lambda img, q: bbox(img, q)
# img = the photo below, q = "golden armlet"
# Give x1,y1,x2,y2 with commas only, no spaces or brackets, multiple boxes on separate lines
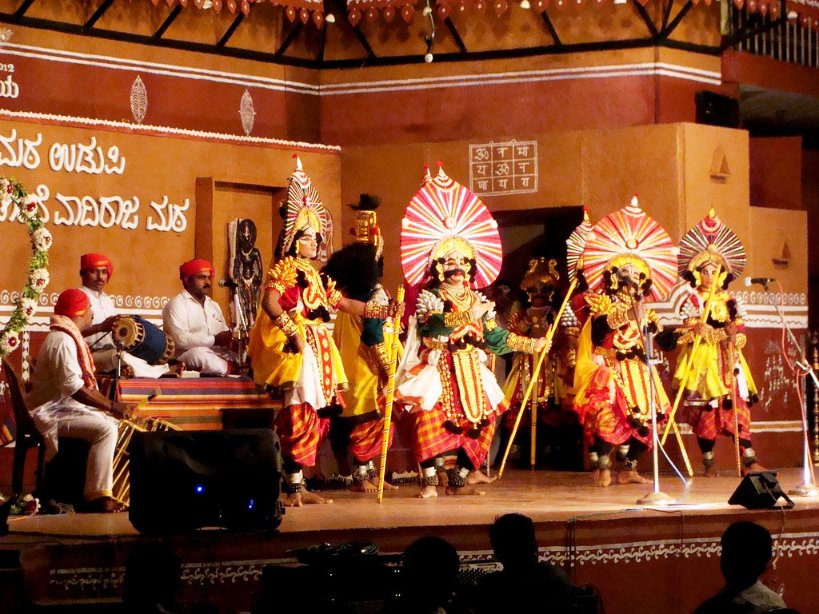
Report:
444,310,474,328
363,301,390,320
606,305,630,330
506,333,536,354
370,342,391,373
735,333,747,350
676,330,695,345
707,328,728,344
274,312,299,338
484,317,498,331
326,288,342,309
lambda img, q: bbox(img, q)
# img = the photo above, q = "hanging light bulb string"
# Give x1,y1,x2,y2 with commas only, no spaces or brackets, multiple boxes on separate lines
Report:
423,0,435,62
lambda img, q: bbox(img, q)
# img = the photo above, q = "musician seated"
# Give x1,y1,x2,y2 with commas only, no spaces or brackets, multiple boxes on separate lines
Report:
78,252,171,378
26,289,135,513
163,258,238,376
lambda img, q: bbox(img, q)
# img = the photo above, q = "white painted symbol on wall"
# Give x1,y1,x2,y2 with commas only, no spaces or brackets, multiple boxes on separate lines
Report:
469,139,538,197
240,89,256,136
130,75,148,125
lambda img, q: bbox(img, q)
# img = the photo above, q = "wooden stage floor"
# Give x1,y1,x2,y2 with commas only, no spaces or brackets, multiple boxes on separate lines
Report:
4,467,819,613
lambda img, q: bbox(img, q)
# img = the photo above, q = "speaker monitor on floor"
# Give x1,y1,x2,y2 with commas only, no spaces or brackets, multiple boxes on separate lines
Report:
728,471,795,510
128,428,284,534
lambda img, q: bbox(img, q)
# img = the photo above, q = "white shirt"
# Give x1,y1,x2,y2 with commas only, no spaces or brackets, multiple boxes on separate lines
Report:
26,331,97,458
79,285,117,350
162,290,229,355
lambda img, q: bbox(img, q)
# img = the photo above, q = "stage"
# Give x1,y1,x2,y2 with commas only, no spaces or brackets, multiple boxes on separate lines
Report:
2,467,819,613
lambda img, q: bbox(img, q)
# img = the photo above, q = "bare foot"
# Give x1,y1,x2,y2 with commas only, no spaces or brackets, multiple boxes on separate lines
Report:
703,465,719,477
617,470,651,485
467,470,497,485
350,480,377,493
445,485,486,496
418,485,438,498
743,462,767,475
592,468,601,485
378,479,399,490
283,490,333,507
595,468,612,487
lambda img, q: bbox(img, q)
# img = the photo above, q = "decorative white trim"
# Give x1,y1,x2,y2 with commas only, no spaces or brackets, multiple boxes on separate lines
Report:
0,109,341,152
0,43,320,96
320,62,722,96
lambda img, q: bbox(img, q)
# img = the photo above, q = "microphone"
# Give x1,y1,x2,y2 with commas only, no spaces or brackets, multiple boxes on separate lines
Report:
744,277,775,287
218,279,238,288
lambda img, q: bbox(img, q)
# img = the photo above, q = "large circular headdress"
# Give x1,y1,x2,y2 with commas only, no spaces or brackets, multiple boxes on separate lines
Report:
400,164,502,288
278,155,334,262
565,208,593,282
582,196,678,301
678,208,746,278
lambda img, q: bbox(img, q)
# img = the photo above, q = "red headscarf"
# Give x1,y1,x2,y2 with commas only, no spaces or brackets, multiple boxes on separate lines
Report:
54,288,91,317
80,253,114,277
179,258,215,280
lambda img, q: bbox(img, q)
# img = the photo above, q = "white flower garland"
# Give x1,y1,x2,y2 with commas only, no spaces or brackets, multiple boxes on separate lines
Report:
0,178,50,359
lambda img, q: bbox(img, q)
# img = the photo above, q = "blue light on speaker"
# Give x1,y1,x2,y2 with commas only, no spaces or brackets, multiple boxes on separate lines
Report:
248,498,255,510
195,484,205,494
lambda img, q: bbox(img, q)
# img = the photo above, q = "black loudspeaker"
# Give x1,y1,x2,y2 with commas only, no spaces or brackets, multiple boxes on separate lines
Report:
695,91,740,128
129,428,283,534
728,471,795,510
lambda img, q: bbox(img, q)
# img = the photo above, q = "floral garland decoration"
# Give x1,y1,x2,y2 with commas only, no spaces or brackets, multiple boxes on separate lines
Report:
0,177,51,358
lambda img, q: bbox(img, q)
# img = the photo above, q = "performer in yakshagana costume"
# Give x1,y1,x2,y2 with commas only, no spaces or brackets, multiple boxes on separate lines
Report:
572,197,678,487
248,158,398,506
673,209,763,476
396,165,548,498
323,195,400,492
500,258,563,466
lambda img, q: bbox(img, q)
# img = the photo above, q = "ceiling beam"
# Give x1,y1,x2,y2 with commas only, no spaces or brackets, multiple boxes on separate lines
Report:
85,0,115,30
444,17,467,54
540,10,562,47
13,0,35,21
217,13,245,47
153,5,182,39
660,0,692,38
352,24,376,59
631,0,659,39
275,22,302,57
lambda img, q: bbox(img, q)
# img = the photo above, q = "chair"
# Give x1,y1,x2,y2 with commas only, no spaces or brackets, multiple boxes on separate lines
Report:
2,359,45,496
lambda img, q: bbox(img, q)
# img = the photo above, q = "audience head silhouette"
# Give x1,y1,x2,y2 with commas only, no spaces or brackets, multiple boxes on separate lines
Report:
402,536,460,610
489,512,539,571
720,520,773,589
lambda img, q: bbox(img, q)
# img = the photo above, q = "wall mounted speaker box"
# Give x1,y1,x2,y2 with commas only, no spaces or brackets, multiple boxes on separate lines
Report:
728,471,794,510
129,428,283,534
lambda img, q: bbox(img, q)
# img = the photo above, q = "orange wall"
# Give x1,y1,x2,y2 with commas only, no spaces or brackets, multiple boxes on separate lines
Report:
749,137,803,210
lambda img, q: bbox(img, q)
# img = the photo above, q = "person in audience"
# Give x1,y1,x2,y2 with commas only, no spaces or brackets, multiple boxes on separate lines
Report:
386,536,465,614
27,288,135,513
470,513,575,613
122,542,182,614
78,252,170,378
694,521,789,614
163,258,237,376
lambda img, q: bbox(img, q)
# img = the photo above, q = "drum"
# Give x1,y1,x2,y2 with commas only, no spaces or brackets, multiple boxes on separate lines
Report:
112,315,175,365
113,417,181,506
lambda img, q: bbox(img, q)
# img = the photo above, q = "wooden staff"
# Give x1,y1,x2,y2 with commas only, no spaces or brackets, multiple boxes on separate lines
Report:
660,273,723,446
499,277,577,478
377,286,405,503
727,341,743,477
530,355,538,469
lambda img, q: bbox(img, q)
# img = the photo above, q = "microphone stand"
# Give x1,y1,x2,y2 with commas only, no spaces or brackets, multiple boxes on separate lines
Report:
628,287,675,506
756,281,818,496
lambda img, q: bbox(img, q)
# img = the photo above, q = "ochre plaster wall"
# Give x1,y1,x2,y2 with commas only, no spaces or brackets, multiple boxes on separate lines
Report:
749,137,803,210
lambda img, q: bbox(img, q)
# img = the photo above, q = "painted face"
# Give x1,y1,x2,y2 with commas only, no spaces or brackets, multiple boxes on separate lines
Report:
442,250,470,283
527,285,552,307
80,266,109,293
699,262,720,290
296,227,318,259
617,263,642,288
183,272,213,301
